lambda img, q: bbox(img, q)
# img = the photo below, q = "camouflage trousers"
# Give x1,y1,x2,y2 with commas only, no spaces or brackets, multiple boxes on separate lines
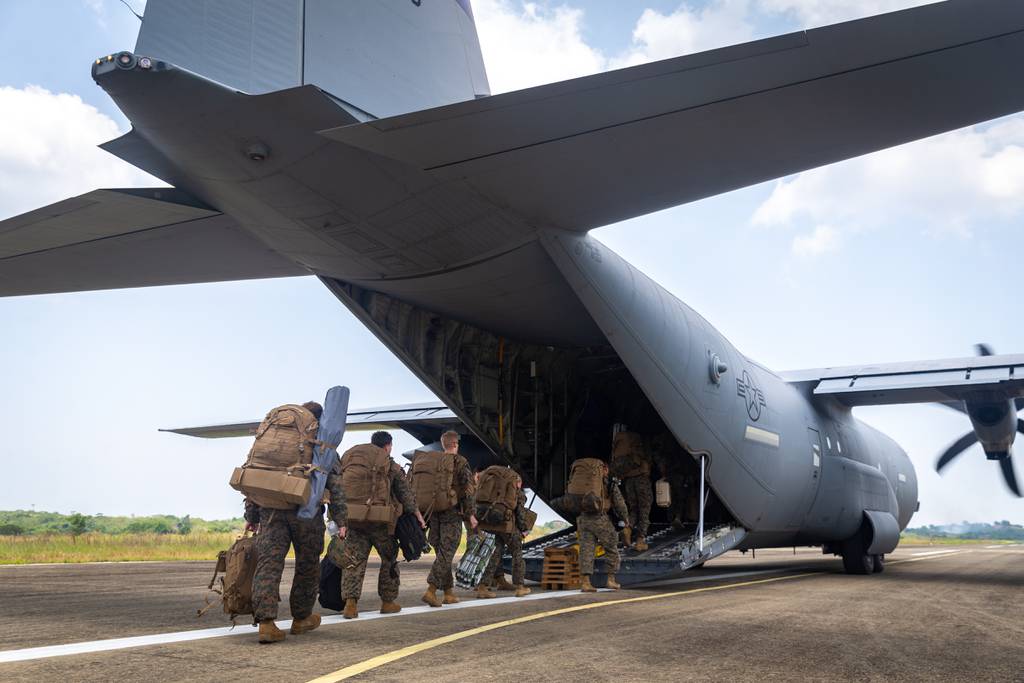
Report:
340,523,400,602
623,475,653,538
427,509,464,589
482,530,524,586
252,508,325,622
577,513,620,576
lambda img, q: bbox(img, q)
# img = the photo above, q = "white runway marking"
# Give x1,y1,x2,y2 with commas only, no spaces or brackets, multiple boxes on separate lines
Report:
911,549,963,557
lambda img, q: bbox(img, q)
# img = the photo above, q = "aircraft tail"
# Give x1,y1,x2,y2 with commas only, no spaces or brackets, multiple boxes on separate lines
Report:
134,0,489,118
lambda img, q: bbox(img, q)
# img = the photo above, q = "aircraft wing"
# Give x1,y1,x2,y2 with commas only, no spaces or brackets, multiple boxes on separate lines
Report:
322,0,1024,232
0,187,305,296
780,353,1024,407
161,402,458,441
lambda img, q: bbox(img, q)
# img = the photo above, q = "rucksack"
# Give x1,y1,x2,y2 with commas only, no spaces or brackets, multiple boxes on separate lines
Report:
198,533,257,623
394,511,428,562
229,404,320,509
475,466,520,533
409,450,459,515
610,431,650,479
566,458,609,514
340,444,399,532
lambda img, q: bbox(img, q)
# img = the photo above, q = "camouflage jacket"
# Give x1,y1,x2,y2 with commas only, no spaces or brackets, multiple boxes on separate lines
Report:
389,460,417,515
514,488,529,533
454,453,477,518
607,477,629,523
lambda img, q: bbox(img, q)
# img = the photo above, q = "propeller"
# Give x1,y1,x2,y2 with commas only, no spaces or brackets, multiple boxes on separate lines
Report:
934,344,1023,497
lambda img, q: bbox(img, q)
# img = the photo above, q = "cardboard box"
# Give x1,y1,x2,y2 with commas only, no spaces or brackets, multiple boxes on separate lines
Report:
230,467,311,507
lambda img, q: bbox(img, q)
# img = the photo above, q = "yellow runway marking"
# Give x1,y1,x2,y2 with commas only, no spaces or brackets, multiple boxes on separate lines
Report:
306,572,818,682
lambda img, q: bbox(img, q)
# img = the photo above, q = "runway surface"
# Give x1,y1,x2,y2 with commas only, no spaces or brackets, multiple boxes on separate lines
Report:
1,544,1021,681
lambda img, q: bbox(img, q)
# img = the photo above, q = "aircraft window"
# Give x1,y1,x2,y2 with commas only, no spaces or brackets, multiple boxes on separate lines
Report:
826,436,832,450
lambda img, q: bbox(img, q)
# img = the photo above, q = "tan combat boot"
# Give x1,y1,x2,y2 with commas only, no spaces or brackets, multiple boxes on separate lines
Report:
342,598,359,619
290,613,321,635
475,583,497,599
605,574,621,590
422,584,443,608
379,601,401,614
258,619,286,644
494,575,515,591
514,585,531,598
580,575,597,593
634,539,649,552
443,588,461,604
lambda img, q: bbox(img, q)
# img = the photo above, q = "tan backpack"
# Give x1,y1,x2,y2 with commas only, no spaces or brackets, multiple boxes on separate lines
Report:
610,431,650,479
410,450,459,515
229,405,320,509
475,466,520,533
340,444,398,531
199,532,257,624
567,458,609,514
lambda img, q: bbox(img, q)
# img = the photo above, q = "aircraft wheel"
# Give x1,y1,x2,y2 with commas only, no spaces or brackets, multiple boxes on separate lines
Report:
841,533,872,575
872,554,885,573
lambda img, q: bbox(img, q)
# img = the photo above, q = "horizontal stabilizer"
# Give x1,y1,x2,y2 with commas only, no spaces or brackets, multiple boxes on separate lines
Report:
0,188,305,297
323,0,1024,232
782,353,1024,406
161,402,457,439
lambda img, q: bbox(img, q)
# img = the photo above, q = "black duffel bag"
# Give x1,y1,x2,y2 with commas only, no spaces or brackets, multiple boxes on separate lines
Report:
318,555,343,612
394,512,428,562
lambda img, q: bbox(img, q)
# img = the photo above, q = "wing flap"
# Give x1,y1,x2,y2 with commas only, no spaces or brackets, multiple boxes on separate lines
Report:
323,0,1024,231
0,188,305,296
783,353,1024,406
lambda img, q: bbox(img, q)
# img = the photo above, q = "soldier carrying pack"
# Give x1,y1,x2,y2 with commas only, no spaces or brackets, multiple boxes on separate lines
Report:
610,431,650,479
475,466,521,533
566,458,610,514
229,404,321,509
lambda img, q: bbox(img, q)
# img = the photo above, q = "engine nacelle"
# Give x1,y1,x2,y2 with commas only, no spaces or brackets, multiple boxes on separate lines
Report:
966,398,1018,458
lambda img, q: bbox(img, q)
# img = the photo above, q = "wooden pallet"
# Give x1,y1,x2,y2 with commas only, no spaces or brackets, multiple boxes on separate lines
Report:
540,546,581,590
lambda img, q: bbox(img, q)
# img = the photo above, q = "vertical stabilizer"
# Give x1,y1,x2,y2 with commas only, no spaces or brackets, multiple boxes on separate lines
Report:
135,0,489,118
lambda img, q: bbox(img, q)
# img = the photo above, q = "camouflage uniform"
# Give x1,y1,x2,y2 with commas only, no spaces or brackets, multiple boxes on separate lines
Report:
622,474,653,539
245,456,347,622
577,479,629,576
483,488,528,585
426,454,476,590
340,461,416,602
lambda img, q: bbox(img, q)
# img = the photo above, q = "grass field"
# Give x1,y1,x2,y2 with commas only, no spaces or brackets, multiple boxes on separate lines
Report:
0,526,563,565
0,532,241,564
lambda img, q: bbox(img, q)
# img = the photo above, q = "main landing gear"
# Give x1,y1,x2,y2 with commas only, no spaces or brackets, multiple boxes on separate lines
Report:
840,526,885,575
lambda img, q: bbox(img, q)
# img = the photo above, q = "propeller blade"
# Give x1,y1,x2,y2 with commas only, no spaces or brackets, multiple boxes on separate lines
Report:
975,343,995,357
936,431,979,473
998,456,1021,497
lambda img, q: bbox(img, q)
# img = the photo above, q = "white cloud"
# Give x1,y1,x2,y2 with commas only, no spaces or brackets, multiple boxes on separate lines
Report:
612,0,758,69
472,0,606,93
792,224,841,257
756,0,942,26
0,86,160,221
752,115,1024,245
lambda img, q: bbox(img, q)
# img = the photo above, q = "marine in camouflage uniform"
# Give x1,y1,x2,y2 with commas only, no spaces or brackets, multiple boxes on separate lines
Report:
577,472,629,590
622,470,653,543
245,455,347,624
481,488,529,594
423,433,476,605
340,460,416,605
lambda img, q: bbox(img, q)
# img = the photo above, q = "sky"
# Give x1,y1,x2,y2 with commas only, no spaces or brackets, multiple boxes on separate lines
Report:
1,0,1022,527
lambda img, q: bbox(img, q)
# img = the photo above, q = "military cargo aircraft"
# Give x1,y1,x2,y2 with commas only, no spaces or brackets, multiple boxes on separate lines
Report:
3,0,1024,583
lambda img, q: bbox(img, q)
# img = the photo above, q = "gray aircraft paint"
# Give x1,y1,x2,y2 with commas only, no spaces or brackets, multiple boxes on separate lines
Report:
4,0,1024,574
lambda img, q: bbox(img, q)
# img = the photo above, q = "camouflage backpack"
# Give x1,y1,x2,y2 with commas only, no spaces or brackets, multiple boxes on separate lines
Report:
475,466,520,533
409,450,459,515
229,405,320,509
340,444,399,532
199,532,258,624
567,458,609,514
